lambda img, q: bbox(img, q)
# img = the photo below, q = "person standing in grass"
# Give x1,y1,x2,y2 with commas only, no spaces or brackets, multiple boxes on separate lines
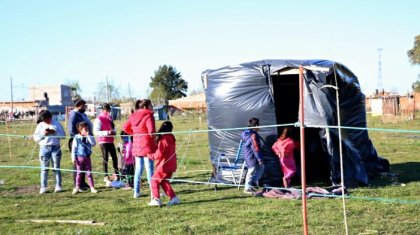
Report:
93,103,120,184
119,130,134,189
148,121,180,207
71,121,98,194
122,99,157,199
241,117,265,194
272,127,297,188
33,110,66,194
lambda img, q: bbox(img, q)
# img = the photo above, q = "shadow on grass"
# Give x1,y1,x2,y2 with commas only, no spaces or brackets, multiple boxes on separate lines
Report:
369,162,420,186
181,194,250,205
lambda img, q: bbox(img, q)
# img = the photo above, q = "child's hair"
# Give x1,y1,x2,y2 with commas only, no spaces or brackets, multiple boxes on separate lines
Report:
280,127,293,140
37,109,52,124
102,103,111,111
138,99,152,109
134,99,143,110
157,121,173,141
248,117,259,127
76,121,89,133
120,130,133,142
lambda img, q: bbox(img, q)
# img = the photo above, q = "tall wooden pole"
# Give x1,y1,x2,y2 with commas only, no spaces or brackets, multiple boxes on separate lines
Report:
299,66,308,235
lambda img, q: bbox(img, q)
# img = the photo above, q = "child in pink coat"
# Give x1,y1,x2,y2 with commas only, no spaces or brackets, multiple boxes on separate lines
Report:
272,127,297,188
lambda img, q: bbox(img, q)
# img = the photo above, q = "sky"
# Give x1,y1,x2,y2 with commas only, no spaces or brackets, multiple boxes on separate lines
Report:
1,0,419,102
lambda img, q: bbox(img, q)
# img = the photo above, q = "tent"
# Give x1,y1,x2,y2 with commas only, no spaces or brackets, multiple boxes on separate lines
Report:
202,59,389,187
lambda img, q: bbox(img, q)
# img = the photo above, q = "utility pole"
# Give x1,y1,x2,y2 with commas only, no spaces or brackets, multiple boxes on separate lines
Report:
377,48,383,92
106,76,109,103
10,77,14,113
128,82,132,99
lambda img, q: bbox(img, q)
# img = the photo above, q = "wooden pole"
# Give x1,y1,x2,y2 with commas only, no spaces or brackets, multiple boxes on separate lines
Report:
299,66,309,235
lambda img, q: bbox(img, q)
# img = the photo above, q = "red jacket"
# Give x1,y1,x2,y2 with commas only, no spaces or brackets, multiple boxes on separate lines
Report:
150,134,177,173
122,109,157,157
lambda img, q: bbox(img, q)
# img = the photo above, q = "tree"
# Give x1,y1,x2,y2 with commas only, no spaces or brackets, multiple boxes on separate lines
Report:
95,79,120,103
407,35,420,65
149,65,188,104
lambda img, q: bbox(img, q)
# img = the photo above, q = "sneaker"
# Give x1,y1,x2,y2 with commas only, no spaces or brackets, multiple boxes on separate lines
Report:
39,187,47,194
123,185,132,190
243,188,255,195
72,188,80,195
167,196,180,206
148,198,162,206
133,192,140,198
90,188,98,193
54,186,62,193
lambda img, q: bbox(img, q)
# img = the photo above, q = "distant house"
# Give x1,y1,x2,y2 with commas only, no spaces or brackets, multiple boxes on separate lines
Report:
168,93,206,112
29,84,73,107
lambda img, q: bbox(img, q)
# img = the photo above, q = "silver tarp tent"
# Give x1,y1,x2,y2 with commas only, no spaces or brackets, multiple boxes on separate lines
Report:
202,59,389,187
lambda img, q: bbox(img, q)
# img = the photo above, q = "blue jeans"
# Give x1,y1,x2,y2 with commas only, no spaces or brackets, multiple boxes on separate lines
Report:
244,163,265,190
134,157,154,196
39,145,62,188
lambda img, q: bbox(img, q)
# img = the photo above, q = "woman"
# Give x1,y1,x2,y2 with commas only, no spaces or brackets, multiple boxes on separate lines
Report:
122,99,157,200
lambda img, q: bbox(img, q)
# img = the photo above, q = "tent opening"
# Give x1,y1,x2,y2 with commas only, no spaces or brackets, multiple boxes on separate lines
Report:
271,72,331,184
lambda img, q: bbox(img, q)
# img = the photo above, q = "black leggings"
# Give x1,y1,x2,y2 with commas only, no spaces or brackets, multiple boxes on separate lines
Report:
100,143,120,178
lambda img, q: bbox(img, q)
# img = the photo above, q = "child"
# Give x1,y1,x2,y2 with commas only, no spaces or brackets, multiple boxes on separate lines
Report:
272,127,297,188
241,117,265,194
148,121,179,206
71,121,98,194
33,110,66,194
119,130,134,189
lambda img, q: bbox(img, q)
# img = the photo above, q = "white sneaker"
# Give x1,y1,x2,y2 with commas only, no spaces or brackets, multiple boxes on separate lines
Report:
148,198,162,206
54,186,62,193
167,196,180,206
133,192,140,198
90,187,98,193
72,188,80,195
39,187,47,194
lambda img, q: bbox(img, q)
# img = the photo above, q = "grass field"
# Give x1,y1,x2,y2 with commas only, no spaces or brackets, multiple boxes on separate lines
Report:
0,114,419,234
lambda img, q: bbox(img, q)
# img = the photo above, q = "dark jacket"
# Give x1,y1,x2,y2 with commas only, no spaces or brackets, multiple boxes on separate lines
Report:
241,129,263,167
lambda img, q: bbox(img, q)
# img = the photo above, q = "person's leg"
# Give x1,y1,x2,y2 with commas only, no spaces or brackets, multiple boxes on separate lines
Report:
75,157,82,189
84,157,94,188
133,157,144,197
127,164,134,187
39,146,51,191
51,145,62,189
108,143,120,179
244,166,256,190
160,173,176,199
151,172,161,199
253,164,265,187
144,157,154,197
100,144,109,178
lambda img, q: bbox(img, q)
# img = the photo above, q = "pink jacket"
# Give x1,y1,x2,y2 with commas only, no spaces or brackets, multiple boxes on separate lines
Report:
272,137,295,159
150,134,177,173
94,113,115,143
122,109,157,157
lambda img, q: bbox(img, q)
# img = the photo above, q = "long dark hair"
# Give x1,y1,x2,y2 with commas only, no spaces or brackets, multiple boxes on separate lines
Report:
156,121,173,141
37,110,52,124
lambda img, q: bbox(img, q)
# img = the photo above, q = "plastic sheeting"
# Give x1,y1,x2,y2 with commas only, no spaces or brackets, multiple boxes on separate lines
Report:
202,59,389,187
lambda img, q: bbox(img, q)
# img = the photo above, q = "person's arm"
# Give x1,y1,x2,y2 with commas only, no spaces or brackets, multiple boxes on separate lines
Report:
122,119,133,135
71,136,78,162
272,141,280,157
68,112,78,136
145,115,157,142
86,135,96,147
251,133,264,163
33,123,45,142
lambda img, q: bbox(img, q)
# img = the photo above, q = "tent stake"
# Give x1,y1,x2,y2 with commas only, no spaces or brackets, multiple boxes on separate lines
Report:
299,66,309,235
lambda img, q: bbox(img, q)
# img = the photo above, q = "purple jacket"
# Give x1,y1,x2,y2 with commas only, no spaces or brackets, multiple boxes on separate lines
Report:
241,129,263,167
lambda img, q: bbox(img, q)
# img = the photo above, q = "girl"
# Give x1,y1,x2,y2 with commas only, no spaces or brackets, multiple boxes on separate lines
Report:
33,110,66,194
71,121,98,194
120,130,134,189
272,127,297,188
148,121,179,206
122,99,157,199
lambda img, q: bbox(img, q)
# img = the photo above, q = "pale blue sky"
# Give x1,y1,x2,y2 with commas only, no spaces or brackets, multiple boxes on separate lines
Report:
1,0,419,101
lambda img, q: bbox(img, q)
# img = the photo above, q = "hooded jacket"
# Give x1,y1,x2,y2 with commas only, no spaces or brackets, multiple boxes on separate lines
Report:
122,109,157,157
150,134,177,173
241,129,263,167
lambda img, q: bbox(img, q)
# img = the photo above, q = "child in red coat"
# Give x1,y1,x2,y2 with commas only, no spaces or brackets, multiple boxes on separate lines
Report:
148,121,179,206
272,127,297,188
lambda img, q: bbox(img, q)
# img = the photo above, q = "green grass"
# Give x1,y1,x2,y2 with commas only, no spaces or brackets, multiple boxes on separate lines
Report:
0,114,419,234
